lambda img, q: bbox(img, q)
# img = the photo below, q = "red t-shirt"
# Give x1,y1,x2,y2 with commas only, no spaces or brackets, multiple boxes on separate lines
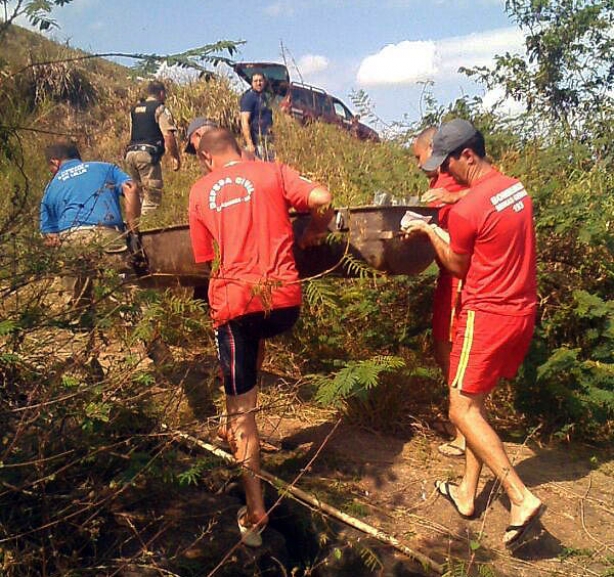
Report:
448,169,537,316
427,172,468,340
188,160,317,326
428,171,467,228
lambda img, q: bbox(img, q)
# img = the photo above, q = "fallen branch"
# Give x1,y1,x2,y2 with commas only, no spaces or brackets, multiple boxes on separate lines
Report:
580,477,614,555
167,427,444,576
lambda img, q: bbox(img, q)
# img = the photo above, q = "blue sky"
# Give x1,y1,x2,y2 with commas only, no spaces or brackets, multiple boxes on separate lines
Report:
26,0,526,129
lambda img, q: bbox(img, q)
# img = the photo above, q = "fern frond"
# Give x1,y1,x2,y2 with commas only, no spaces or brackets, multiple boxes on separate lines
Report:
340,253,382,279
478,564,497,577
312,355,405,407
303,279,341,316
357,543,383,571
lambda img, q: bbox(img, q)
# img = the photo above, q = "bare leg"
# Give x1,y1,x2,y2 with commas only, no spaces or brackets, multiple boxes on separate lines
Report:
226,386,268,528
448,387,542,538
434,339,466,452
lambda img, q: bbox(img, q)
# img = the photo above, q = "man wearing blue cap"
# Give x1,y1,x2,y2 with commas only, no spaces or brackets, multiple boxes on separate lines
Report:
402,119,545,549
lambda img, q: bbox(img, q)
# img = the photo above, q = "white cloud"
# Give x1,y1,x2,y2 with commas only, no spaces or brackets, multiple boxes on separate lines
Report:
296,54,330,76
438,27,524,73
356,26,524,86
481,86,526,116
357,40,438,85
265,1,295,16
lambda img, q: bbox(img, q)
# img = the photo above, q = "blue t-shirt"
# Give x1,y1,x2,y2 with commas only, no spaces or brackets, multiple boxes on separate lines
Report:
240,88,273,143
40,159,132,234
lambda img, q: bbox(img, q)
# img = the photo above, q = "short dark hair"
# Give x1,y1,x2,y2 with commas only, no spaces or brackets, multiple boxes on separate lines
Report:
198,128,241,156
147,80,166,96
414,126,437,147
45,141,81,163
449,130,486,160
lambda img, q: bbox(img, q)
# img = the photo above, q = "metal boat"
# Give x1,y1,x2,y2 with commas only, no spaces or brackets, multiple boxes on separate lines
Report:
135,205,439,288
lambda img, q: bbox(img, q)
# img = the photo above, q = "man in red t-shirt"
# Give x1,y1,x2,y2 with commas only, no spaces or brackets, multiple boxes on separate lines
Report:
403,119,545,549
413,127,468,458
188,128,333,546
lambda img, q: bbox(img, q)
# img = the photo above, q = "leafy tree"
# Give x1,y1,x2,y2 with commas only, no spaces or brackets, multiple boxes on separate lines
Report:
1,1,243,79
462,0,614,133
0,0,74,38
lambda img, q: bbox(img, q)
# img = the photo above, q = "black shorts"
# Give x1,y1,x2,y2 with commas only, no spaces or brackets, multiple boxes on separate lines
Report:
215,306,300,396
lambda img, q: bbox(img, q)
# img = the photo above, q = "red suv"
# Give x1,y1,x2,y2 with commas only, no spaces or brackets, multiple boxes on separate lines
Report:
234,62,380,142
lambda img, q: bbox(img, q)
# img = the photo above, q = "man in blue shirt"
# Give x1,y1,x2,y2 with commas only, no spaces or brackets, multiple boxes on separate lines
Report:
240,72,274,160
40,141,141,327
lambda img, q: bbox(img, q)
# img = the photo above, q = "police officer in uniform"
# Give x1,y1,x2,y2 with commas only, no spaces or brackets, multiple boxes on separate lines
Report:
125,80,181,214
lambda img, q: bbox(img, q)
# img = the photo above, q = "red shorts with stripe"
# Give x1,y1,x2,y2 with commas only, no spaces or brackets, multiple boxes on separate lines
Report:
432,272,461,342
449,310,535,394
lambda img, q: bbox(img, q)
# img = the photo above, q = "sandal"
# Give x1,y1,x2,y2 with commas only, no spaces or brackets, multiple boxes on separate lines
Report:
237,506,266,548
504,503,547,550
434,480,476,520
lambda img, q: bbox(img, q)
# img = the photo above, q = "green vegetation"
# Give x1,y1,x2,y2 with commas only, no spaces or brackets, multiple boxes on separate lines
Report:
0,0,76,37
0,1,613,574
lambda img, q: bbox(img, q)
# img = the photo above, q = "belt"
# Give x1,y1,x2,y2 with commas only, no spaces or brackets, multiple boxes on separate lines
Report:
60,225,123,235
127,144,160,154
59,226,127,253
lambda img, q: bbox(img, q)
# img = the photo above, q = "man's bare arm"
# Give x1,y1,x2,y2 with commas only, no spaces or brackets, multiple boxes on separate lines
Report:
299,186,334,249
240,112,255,152
164,131,181,171
421,187,468,205
402,220,470,278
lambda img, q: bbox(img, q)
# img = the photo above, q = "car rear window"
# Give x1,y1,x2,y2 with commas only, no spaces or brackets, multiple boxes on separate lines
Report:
314,92,333,115
291,87,312,108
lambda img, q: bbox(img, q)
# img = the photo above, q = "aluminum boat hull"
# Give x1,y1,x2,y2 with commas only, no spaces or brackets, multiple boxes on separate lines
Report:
135,205,438,288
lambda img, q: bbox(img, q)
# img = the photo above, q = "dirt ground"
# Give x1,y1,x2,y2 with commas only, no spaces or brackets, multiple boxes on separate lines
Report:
178,364,614,577
46,335,613,576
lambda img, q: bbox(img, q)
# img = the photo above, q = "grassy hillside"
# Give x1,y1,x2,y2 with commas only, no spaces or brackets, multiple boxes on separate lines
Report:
1,25,425,224
0,23,129,78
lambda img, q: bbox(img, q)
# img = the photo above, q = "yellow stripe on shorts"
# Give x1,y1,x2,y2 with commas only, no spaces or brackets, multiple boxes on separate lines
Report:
451,309,475,389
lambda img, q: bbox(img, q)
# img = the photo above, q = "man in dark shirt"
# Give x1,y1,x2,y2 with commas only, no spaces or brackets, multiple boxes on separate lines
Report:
126,80,181,213
240,73,274,161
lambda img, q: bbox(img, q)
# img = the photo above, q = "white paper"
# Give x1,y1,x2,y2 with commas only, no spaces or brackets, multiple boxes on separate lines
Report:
400,210,432,231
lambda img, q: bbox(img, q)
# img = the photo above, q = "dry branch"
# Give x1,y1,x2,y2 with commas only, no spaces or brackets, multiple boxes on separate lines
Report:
167,426,445,576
